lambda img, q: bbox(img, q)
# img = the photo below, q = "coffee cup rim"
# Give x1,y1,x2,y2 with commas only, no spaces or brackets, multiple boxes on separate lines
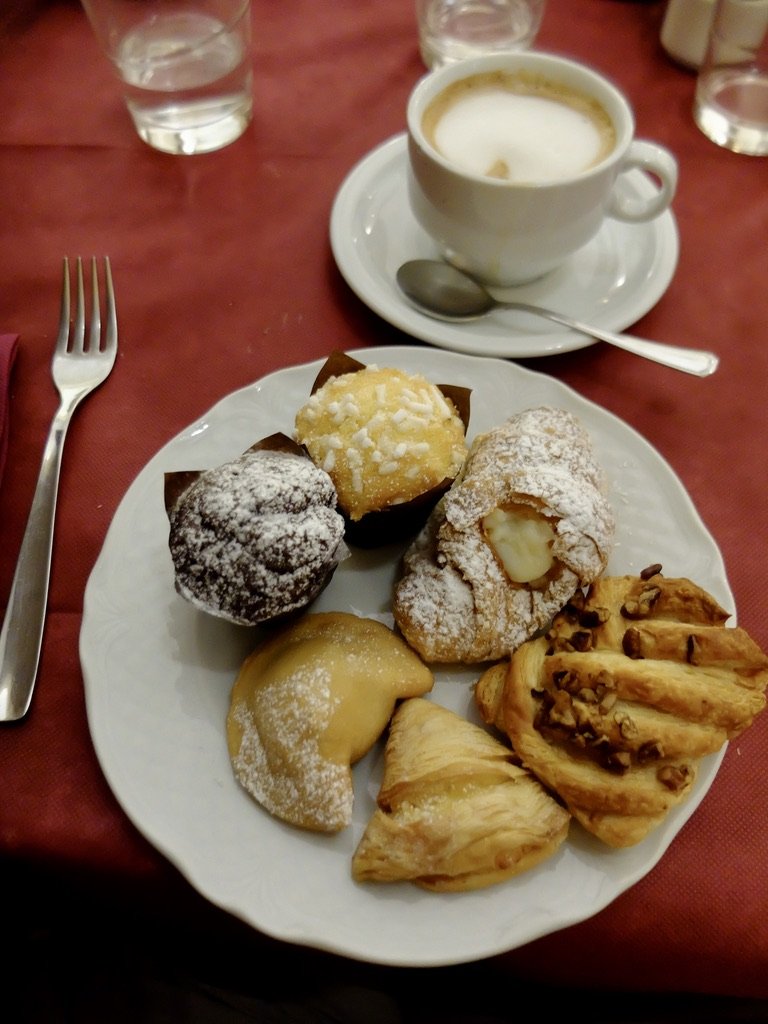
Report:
406,51,635,188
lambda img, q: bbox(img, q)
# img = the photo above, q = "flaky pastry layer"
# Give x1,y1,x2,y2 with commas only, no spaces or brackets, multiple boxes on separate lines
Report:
476,568,768,847
394,407,615,662
352,697,570,891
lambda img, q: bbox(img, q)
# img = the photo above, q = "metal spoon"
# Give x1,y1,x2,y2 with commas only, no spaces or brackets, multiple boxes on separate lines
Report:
396,260,719,377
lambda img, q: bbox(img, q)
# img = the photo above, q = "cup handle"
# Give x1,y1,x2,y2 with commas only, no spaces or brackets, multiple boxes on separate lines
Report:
607,140,679,222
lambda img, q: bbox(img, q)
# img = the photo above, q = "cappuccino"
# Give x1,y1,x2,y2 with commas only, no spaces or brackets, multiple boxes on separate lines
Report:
422,70,617,183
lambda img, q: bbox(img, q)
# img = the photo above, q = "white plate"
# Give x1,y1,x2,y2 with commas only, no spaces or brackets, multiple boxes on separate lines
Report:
330,135,680,359
81,347,730,968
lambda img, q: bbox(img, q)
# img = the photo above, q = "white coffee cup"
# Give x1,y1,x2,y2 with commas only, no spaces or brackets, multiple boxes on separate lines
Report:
406,52,678,286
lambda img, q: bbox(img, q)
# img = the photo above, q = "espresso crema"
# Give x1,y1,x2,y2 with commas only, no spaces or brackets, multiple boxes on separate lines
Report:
422,70,617,184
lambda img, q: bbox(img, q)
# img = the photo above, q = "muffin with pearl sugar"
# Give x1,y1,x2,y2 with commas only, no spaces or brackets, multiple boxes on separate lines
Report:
294,351,470,545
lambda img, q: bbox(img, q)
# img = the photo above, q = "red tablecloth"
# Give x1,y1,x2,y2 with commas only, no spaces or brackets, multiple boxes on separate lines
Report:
1,0,767,1003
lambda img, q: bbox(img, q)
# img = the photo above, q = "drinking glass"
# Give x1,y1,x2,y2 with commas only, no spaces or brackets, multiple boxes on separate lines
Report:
415,0,546,69
694,0,768,155
80,0,253,155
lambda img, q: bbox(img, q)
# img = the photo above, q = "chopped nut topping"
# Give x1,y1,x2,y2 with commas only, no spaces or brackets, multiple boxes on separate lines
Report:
579,606,610,628
623,627,644,659
599,690,618,713
687,634,702,665
622,585,661,619
533,662,666,779
595,670,614,689
616,713,639,740
657,764,692,792
640,563,663,580
549,690,577,728
638,740,665,763
552,669,579,692
569,630,593,652
604,750,632,773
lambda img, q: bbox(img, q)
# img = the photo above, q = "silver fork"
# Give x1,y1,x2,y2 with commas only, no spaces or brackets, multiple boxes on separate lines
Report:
0,257,118,722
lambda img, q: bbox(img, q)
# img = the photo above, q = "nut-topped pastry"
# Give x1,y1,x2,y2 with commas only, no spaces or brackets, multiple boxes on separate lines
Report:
294,351,470,545
393,406,615,662
475,566,768,847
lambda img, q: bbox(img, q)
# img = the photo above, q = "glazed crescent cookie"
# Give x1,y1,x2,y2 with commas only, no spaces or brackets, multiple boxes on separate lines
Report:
352,697,570,891
476,567,768,848
393,407,615,663
227,612,434,833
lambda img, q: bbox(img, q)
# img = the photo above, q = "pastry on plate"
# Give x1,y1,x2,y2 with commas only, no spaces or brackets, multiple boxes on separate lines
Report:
294,351,470,545
227,612,434,832
352,697,570,891
393,406,615,663
476,566,768,847
165,434,347,626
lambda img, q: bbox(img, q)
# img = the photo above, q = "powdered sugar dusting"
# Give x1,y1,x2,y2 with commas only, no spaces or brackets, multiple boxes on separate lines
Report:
393,407,616,663
231,663,354,832
227,612,434,832
168,449,346,625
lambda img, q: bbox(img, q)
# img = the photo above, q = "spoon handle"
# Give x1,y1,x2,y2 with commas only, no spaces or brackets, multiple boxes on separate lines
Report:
504,302,719,377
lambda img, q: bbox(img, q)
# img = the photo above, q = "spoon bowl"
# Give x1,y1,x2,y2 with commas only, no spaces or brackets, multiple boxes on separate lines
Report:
396,260,719,377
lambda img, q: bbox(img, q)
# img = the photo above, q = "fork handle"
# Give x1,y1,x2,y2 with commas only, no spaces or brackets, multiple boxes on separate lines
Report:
0,405,72,721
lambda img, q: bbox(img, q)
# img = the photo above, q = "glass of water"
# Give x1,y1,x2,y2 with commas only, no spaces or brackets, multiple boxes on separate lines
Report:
694,0,768,155
415,0,546,70
80,0,253,156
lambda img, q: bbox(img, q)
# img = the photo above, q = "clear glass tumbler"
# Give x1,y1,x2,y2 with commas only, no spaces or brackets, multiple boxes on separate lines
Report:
694,0,768,155
415,0,546,70
81,0,253,155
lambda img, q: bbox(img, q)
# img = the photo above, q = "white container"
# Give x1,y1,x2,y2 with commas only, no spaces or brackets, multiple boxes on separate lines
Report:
80,0,253,155
415,0,546,69
693,0,768,154
406,52,678,286
661,0,716,69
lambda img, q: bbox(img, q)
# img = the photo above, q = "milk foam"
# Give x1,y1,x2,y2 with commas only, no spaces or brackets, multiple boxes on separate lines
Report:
425,78,615,184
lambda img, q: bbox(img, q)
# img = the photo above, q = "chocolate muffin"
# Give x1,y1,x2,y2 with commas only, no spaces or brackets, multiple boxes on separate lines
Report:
166,437,347,625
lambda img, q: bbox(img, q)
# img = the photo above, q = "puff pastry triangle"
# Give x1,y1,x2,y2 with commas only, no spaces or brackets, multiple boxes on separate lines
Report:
352,697,570,891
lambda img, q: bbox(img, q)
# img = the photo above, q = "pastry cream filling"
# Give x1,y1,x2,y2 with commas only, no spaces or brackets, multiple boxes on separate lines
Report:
483,506,555,585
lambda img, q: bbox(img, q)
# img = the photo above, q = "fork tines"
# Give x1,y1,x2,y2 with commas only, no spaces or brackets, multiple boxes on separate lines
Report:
59,256,117,356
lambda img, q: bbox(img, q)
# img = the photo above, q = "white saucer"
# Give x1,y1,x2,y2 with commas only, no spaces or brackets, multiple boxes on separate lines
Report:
330,134,680,359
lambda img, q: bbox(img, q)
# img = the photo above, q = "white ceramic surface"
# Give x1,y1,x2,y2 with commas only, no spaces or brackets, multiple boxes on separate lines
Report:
330,134,679,359
405,52,678,285
81,347,731,968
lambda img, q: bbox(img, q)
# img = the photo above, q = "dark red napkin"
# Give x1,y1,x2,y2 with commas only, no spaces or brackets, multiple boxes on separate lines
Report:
0,334,19,488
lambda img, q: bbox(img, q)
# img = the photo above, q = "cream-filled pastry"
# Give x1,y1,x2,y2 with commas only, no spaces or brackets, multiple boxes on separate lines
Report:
393,407,615,662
